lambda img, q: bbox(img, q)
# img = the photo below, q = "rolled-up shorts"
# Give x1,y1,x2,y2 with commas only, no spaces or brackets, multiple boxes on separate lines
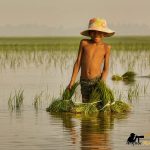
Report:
80,75,101,103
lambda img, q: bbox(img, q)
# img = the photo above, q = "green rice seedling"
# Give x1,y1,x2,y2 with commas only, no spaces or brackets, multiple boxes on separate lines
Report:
8,89,24,110
72,80,118,114
112,71,136,82
114,89,125,101
8,94,15,111
72,102,99,114
47,80,131,115
122,71,136,81
46,82,79,112
127,84,140,102
46,98,75,112
143,82,149,95
112,75,123,81
90,80,115,107
110,100,130,113
33,91,43,109
47,80,130,115
99,100,130,114
62,82,80,100
88,80,130,114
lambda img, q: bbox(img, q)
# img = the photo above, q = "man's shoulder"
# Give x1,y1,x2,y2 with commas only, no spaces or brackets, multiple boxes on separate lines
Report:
103,43,111,53
103,43,111,49
103,43,111,54
80,39,90,46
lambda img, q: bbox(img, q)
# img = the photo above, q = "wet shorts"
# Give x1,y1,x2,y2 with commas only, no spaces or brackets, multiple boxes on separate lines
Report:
80,75,101,103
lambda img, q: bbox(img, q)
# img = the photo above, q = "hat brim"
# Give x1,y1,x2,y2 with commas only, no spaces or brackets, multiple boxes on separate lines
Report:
80,28,115,37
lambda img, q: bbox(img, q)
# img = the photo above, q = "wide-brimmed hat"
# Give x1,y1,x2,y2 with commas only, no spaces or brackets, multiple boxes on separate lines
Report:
80,18,115,37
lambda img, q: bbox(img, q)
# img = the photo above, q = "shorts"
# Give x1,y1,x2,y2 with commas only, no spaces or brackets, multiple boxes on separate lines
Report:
80,75,101,103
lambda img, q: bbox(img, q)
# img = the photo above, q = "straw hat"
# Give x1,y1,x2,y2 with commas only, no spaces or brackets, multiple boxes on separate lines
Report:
80,18,115,37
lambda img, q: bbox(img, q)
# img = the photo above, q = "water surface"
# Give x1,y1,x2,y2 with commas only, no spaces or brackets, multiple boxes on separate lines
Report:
0,37,150,150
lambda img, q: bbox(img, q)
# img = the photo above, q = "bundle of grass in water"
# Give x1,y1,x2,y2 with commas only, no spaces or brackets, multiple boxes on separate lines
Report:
74,80,130,114
46,82,79,112
62,82,79,100
72,80,115,114
47,80,130,115
122,71,136,81
93,80,130,113
72,102,99,114
112,71,136,81
112,75,123,81
47,98,75,112
110,100,130,113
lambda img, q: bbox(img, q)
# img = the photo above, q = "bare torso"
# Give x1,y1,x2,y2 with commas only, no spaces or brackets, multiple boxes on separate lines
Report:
81,39,107,79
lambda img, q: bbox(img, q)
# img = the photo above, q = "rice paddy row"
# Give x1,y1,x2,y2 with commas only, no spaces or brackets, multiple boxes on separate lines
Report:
0,36,150,51
1,48,150,76
1,37,150,76
113,82,149,103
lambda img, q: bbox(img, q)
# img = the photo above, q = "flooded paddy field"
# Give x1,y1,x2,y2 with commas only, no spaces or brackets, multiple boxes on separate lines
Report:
0,36,150,150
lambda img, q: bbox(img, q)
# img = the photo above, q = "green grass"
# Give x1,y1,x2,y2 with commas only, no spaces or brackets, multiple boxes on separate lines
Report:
0,36,150,71
112,71,136,81
8,89,24,111
33,91,43,109
47,80,130,114
0,36,150,51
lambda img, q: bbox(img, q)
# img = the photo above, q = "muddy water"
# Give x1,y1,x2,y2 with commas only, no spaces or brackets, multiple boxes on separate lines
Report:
0,47,150,150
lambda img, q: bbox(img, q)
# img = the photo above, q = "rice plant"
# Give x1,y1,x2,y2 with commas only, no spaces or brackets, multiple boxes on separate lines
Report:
112,71,136,82
127,84,140,102
143,82,149,95
47,80,130,114
33,91,43,109
122,71,136,80
46,98,75,112
46,82,79,112
8,89,24,111
110,101,130,113
72,102,99,115
62,82,80,100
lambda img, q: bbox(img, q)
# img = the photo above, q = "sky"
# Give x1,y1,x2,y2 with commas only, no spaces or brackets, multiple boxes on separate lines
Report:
0,0,150,36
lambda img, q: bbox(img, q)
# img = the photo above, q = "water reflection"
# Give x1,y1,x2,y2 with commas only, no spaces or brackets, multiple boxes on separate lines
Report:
50,112,128,150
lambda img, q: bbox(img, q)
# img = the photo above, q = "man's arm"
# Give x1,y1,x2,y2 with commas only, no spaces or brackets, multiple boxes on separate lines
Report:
67,40,84,89
101,45,111,81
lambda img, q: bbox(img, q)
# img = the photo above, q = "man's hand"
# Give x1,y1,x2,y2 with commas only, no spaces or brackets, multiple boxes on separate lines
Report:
101,78,106,83
66,83,73,90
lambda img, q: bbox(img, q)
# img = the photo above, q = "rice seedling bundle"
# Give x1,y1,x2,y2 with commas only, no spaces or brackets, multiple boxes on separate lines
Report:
47,98,75,112
47,80,130,114
112,71,136,81
112,75,123,81
110,100,130,113
46,82,79,112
